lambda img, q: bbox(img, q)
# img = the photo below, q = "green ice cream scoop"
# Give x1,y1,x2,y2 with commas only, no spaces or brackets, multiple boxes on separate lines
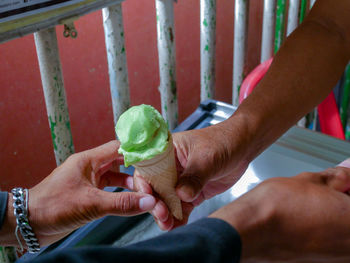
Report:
115,104,169,167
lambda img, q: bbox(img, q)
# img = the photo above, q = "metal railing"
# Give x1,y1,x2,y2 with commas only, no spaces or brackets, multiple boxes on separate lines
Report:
0,0,321,166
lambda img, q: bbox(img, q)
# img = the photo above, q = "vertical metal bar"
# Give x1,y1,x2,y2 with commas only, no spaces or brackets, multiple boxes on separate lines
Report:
102,4,130,126
233,0,249,106
311,109,318,131
200,0,216,102
274,0,287,53
301,0,317,130
286,0,300,36
34,28,74,165
309,0,316,9
0,247,16,263
156,0,178,130
261,0,276,63
299,0,307,23
341,64,350,129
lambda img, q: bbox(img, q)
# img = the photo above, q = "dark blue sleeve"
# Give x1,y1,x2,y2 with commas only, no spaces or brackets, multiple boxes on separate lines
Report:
31,218,241,263
0,191,8,230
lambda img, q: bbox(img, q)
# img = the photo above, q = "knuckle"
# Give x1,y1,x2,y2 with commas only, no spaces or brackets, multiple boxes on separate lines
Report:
66,153,79,162
261,177,284,187
298,171,314,178
116,193,138,215
334,167,350,180
67,152,90,169
261,177,291,196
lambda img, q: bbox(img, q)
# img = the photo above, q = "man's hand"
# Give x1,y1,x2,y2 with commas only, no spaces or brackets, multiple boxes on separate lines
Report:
134,124,251,230
136,0,350,231
1,141,156,247
211,166,350,262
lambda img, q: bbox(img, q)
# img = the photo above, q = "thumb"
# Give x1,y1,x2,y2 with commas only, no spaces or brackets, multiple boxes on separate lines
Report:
176,174,204,202
93,190,156,217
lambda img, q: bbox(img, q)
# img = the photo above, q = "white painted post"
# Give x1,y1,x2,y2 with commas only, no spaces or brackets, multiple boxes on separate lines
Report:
260,0,276,63
34,28,74,165
310,0,316,8
233,0,249,106
102,4,130,126
156,0,178,130
286,0,300,36
200,0,216,102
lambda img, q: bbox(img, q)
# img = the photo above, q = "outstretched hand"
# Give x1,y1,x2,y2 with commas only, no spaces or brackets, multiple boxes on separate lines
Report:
5,141,156,247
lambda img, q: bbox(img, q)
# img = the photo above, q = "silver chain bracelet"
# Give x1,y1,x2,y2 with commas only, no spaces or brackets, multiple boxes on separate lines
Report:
11,188,40,254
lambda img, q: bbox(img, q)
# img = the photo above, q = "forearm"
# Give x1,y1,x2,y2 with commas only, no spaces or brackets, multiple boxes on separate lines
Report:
220,1,350,165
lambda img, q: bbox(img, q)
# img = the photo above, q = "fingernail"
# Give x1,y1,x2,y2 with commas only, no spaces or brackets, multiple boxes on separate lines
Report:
139,196,156,211
338,159,350,168
159,212,169,222
126,177,134,189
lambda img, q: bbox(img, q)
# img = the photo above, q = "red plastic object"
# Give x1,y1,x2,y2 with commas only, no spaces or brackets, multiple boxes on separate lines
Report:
239,58,345,140
318,93,345,140
239,58,273,104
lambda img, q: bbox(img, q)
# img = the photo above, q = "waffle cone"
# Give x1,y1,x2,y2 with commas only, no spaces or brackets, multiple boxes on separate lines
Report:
133,133,183,220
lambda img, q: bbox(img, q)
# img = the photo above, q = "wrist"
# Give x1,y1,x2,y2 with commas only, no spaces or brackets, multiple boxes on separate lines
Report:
213,111,259,172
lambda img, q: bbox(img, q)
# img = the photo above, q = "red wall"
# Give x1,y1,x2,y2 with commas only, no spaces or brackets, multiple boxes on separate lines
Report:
0,0,262,191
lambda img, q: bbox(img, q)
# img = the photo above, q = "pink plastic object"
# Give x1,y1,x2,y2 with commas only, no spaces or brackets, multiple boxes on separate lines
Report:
239,58,345,140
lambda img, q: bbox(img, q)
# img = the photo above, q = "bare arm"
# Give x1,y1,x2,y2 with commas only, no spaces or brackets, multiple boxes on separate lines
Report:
224,0,350,164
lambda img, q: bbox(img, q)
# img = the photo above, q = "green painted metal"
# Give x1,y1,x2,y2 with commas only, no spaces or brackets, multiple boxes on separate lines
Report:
341,64,350,131
0,247,16,263
200,0,216,102
299,0,307,24
274,0,286,53
34,28,75,165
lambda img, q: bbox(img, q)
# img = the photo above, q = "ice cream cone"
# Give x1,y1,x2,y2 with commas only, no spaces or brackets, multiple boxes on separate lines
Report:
133,133,183,220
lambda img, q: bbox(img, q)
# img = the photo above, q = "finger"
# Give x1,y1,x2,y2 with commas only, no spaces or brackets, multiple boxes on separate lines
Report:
192,192,206,207
171,202,194,230
154,211,174,231
98,171,134,190
152,200,170,223
83,141,121,171
93,190,156,217
133,172,153,195
176,173,204,202
321,167,350,193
